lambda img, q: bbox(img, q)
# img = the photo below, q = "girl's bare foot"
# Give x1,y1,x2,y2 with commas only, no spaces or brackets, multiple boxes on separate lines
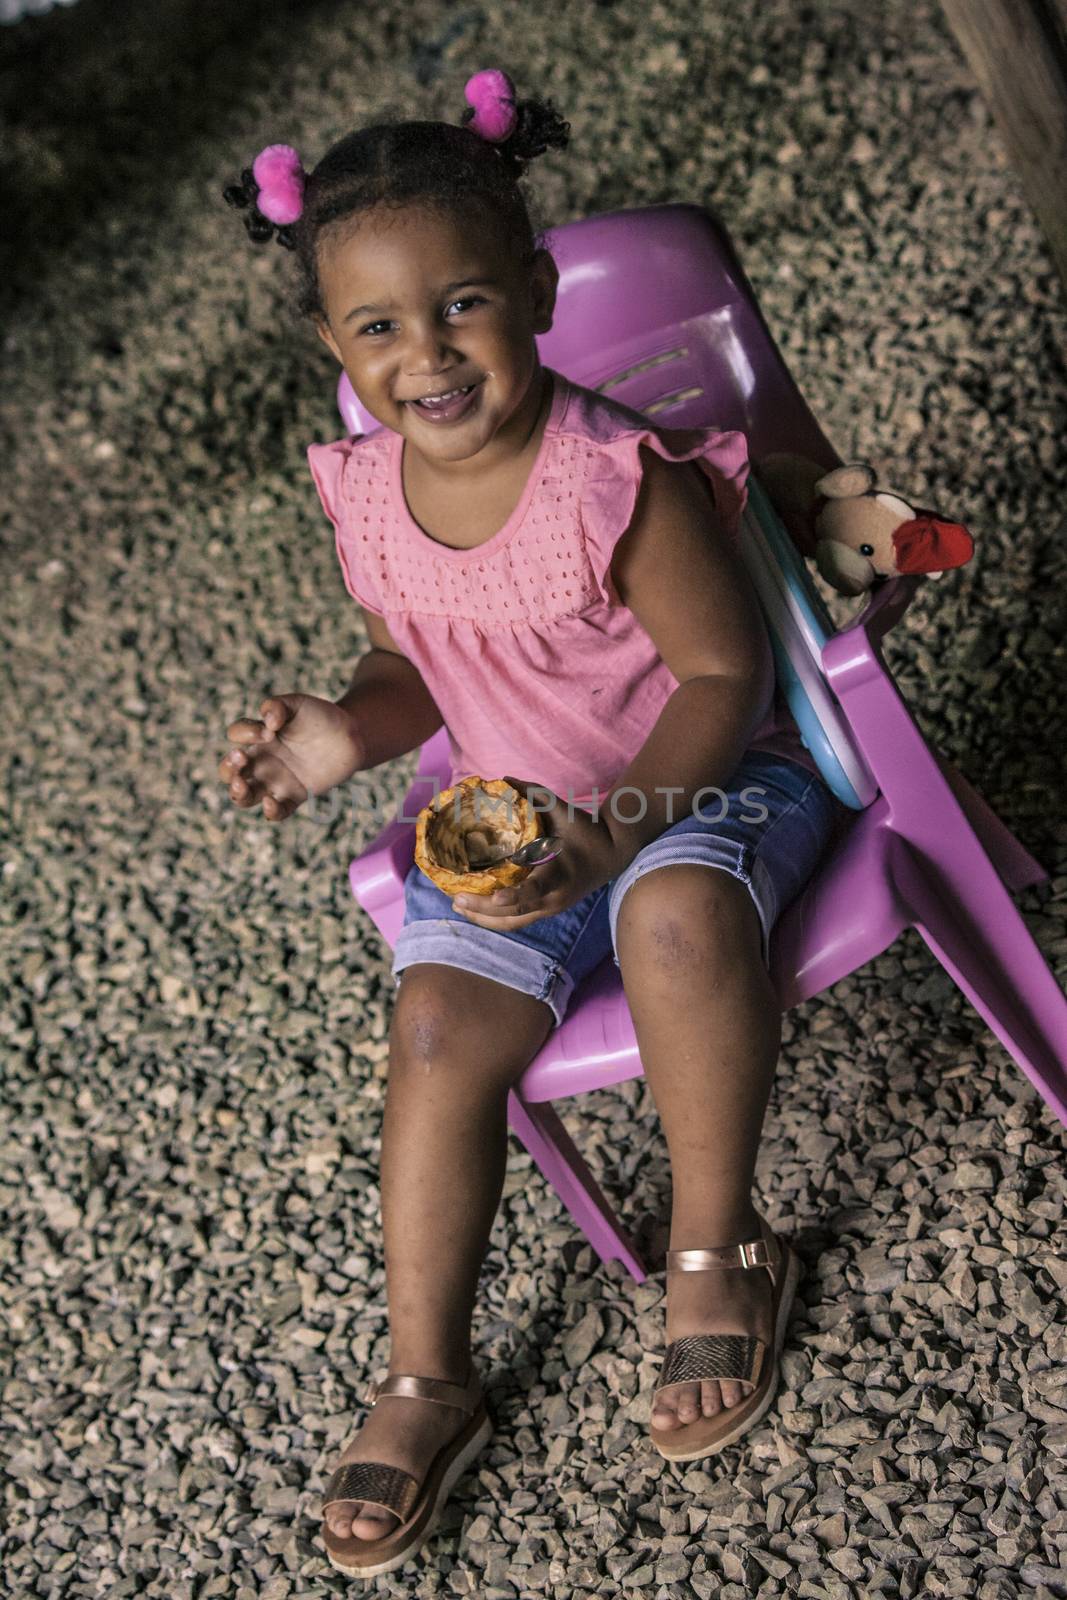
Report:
651,1209,775,1430
323,1377,476,1542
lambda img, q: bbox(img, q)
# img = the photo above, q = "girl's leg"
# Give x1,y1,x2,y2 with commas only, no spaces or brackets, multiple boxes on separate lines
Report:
325,962,555,1541
614,865,783,1430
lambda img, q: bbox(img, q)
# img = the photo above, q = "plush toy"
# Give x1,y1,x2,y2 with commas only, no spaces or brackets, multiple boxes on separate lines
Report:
755,454,975,598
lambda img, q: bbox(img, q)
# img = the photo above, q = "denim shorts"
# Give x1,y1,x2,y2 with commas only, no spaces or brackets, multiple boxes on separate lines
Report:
391,751,845,1028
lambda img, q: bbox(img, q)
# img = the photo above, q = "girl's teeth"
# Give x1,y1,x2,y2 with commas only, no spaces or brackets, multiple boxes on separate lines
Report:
417,385,472,406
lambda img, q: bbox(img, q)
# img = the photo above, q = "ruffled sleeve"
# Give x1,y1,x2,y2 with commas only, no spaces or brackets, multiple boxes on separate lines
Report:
579,423,751,605
306,439,386,615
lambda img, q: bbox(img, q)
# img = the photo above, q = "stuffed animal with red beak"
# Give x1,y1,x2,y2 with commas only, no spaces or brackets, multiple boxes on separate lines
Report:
755,454,975,598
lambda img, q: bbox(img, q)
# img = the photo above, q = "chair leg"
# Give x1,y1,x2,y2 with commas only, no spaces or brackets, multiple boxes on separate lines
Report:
506,1091,649,1283
889,832,1067,1126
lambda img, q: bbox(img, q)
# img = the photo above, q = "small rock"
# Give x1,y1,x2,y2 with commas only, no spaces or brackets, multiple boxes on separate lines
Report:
561,1307,603,1369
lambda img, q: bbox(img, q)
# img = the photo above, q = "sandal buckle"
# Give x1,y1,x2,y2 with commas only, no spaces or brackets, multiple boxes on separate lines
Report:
738,1239,770,1269
363,1379,380,1406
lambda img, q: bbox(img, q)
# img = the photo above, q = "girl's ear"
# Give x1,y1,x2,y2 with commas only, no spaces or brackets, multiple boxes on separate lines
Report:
315,318,343,364
530,248,558,336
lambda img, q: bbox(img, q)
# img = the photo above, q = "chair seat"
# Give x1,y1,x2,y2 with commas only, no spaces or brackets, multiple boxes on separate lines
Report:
518,797,902,1103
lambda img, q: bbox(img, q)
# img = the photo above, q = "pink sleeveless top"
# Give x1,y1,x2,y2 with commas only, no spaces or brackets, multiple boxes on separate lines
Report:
307,368,818,808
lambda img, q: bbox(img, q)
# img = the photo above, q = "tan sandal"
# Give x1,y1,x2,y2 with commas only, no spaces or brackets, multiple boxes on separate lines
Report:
320,1367,492,1577
649,1213,803,1462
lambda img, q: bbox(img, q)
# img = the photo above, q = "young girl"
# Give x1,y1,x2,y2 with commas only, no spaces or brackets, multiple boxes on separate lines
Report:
220,70,844,1578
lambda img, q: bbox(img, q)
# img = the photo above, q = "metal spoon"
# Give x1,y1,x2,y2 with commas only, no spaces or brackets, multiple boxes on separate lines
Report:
466,836,563,872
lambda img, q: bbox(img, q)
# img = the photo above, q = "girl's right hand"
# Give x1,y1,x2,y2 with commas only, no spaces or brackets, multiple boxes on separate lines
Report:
218,694,366,822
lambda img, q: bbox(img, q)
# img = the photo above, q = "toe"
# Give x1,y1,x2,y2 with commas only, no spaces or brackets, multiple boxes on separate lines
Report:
674,1382,701,1423
325,1500,399,1541
651,1391,681,1429
325,1502,352,1537
351,1505,399,1540
719,1379,747,1408
700,1380,723,1416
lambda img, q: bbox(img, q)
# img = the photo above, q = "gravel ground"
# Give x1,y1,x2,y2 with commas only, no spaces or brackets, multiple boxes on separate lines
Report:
2,0,1066,1596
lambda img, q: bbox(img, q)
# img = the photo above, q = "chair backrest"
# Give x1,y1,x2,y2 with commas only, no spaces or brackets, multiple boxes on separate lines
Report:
335,203,878,807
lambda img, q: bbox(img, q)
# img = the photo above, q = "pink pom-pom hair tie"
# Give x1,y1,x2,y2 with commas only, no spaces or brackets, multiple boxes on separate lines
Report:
252,143,306,225
463,69,518,143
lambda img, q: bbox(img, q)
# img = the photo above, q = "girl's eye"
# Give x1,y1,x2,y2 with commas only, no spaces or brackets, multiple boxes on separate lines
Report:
358,297,485,337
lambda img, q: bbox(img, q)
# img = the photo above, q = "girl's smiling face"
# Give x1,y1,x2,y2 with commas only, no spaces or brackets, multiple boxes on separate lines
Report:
314,201,558,470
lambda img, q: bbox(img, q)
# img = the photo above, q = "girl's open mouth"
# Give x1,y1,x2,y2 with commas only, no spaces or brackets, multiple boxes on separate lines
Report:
408,381,481,424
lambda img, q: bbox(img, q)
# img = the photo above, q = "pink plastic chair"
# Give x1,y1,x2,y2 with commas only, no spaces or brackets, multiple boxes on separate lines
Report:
343,204,1067,1283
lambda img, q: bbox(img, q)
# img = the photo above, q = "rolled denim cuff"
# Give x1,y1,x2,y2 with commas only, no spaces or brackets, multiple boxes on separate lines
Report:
392,919,576,1028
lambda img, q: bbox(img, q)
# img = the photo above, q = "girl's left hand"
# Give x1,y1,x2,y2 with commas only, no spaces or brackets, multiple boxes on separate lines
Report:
451,776,628,930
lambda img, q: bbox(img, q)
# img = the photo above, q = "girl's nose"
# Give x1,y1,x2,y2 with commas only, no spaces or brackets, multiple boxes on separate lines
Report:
404,324,458,372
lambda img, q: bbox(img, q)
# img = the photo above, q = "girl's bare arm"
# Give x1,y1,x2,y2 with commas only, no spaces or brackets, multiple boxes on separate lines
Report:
600,448,776,863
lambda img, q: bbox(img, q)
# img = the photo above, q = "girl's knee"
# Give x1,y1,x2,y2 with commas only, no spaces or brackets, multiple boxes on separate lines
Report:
389,963,553,1079
392,975,453,1068
615,865,761,977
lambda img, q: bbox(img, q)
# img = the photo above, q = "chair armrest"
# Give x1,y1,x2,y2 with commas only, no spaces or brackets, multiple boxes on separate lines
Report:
348,733,454,942
820,573,945,802
415,724,454,787
838,574,922,652
348,816,416,914
821,575,922,702
348,772,442,916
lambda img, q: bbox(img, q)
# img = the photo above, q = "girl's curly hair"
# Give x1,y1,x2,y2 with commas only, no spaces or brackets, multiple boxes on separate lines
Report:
224,86,570,320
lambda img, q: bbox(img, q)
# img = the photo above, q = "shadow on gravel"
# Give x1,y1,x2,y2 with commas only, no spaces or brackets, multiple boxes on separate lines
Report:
0,0,341,325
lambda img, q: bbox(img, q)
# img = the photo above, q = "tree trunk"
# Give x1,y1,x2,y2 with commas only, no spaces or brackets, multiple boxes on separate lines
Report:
939,0,1067,296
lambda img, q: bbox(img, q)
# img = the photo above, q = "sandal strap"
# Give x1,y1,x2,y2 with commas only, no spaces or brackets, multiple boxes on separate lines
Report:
668,1239,770,1271
667,1230,779,1277
321,1460,419,1520
363,1369,482,1415
657,1331,766,1393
